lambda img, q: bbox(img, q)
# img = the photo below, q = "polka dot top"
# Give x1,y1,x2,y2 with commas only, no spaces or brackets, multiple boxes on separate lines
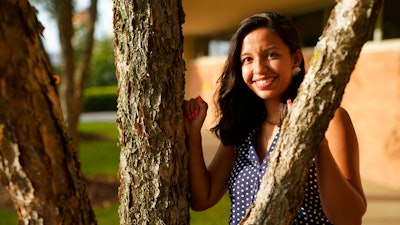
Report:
228,128,333,225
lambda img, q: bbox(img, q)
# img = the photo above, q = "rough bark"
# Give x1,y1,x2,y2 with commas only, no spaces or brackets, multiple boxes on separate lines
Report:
113,1,189,225
0,0,97,224
240,0,383,224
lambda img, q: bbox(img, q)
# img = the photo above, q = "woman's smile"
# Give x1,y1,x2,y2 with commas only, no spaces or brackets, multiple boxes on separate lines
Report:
241,28,298,100
253,75,278,89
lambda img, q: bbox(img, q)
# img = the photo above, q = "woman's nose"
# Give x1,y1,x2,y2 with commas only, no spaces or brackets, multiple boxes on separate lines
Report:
253,57,269,74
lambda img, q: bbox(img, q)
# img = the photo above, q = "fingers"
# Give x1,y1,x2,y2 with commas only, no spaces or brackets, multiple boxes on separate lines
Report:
186,100,199,121
183,96,207,121
286,99,293,111
197,95,204,103
280,99,293,123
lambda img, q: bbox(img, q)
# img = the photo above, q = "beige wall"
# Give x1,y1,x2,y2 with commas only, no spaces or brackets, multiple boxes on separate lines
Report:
341,41,400,188
185,40,400,188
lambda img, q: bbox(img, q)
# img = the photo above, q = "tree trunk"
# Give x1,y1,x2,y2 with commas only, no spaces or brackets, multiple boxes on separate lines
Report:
51,0,98,148
52,0,76,137
114,1,188,225
72,0,98,144
0,0,97,224
241,0,382,224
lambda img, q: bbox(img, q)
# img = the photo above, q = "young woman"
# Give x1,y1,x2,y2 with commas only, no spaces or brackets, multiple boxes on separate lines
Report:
183,12,366,225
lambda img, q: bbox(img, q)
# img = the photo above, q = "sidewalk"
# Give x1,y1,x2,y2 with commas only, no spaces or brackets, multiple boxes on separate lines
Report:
362,179,400,224
80,111,117,122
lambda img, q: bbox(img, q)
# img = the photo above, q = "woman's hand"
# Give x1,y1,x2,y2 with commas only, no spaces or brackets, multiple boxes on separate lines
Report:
183,96,208,135
286,99,292,110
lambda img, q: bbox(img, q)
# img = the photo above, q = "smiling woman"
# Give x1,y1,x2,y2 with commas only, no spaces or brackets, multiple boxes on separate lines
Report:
183,11,367,225
240,28,302,102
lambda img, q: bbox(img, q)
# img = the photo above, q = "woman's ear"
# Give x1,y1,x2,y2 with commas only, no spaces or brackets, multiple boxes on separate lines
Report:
292,49,303,67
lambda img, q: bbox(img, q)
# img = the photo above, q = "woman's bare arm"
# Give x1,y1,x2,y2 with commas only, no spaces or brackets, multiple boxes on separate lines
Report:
317,107,367,224
184,97,235,210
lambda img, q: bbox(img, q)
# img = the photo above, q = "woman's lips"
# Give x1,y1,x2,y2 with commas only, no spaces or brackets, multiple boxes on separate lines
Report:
254,76,277,88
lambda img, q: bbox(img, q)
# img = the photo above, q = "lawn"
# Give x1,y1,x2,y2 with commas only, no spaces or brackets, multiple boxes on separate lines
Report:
0,122,230,224
78,122,120,178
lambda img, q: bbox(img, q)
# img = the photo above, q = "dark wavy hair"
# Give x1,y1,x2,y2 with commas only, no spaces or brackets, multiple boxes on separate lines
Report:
211,12,306,146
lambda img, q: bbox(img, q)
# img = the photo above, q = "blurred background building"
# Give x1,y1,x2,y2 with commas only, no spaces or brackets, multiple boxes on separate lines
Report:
182,0,400,189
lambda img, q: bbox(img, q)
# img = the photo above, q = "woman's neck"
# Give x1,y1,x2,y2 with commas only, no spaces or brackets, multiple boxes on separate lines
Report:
264,100,282,124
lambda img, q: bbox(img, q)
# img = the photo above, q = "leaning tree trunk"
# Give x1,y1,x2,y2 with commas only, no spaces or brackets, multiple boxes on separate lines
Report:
0,0,97,224
114,1,188,225
241,0,382,224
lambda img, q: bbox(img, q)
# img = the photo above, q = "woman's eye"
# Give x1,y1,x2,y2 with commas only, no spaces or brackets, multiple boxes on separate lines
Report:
242,57,252,64
266,52,278,59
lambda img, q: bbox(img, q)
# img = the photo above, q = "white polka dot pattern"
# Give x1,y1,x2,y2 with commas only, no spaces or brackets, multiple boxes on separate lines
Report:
228,128,333,225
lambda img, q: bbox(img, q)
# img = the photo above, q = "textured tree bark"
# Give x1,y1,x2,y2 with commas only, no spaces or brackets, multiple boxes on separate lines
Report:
0,0,97,224
240,0,382,224
114,1,189,224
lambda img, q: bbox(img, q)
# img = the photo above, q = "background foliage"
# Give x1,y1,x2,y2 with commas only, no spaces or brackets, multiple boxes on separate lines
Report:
83,85,117,112
86,38,116,87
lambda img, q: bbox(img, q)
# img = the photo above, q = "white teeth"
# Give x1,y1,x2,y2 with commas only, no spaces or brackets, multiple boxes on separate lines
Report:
255,78,274,85
256,80,267,85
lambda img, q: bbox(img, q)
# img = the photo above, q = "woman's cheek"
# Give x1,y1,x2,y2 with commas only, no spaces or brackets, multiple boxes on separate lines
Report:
241,66,252,83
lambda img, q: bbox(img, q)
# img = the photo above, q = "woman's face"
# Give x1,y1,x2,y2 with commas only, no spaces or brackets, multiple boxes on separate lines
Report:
240,27,301,102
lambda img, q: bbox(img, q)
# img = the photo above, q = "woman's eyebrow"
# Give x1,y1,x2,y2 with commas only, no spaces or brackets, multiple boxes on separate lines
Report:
241,46,279,57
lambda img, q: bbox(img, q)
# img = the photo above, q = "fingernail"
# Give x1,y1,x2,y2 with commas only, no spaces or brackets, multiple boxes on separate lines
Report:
194,110,199,117
197,96,204,103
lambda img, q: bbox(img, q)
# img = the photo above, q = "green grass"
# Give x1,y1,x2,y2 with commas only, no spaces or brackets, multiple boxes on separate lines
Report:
191,194,230,225
1,122,230,224
94,204,119,225
78,122,120,224
78,122,119,178
0,205,121,225
0,210,18,225
79,122,119,139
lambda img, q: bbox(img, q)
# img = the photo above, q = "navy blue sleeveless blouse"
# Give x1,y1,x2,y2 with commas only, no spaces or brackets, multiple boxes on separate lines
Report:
228,128,333,225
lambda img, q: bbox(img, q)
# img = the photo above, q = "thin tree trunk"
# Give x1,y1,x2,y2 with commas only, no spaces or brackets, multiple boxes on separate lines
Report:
52,0,75,136
114,1,189,224
72,0,98,144
0,0,97,224
52,0,98,149
241,0,382,224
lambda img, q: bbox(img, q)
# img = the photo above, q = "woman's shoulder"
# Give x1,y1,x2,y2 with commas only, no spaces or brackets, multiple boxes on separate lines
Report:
326,106,358,149
335,106,350,118
331,107,355,130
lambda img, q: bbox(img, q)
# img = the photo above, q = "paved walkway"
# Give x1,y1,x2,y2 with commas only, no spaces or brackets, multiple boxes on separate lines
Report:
81,112,400,224
362,179,400,224
80,111,117,122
